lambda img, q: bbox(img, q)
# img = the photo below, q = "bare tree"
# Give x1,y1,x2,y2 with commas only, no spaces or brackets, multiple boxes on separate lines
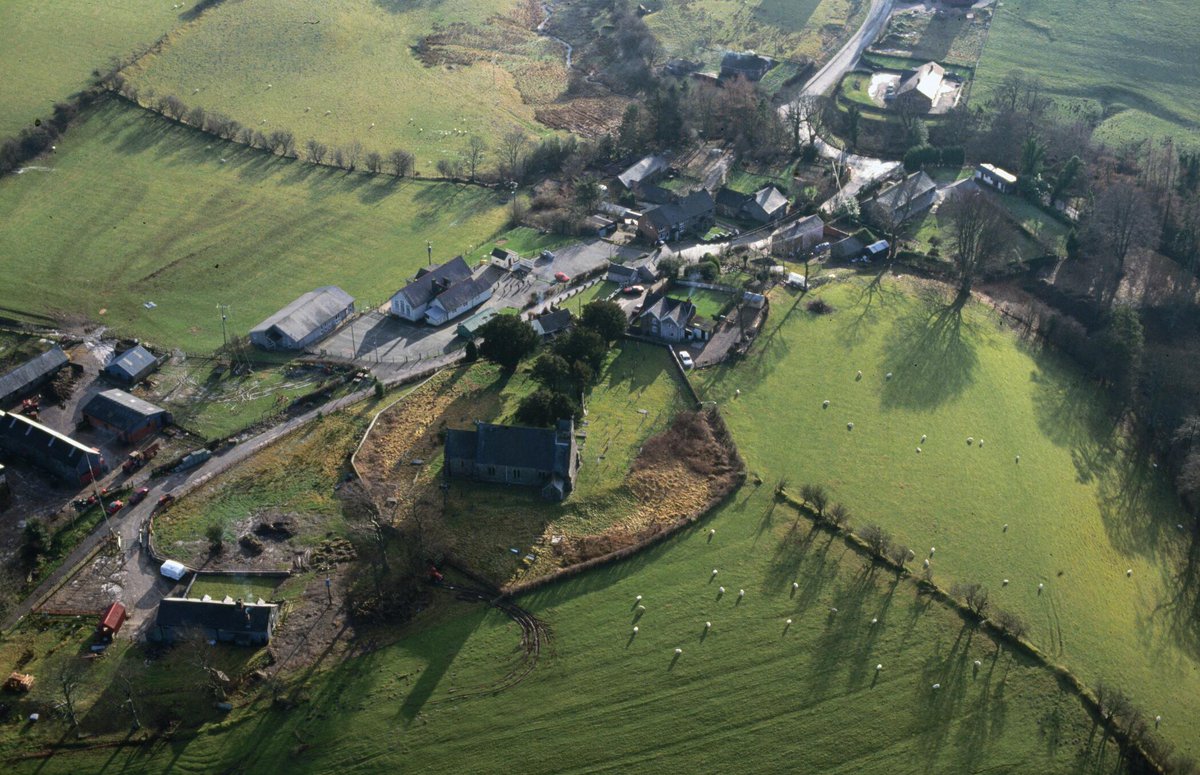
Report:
345,141,363,171
1086,181,1158,304
800,483,828,517
945,190,1007,307
306,138,327,164
951,582,991,617
388,148,414,177
887,543,910,569
499,129,529,181
782,94,832,155
465,135,486,181
56,662,85,732
860,523,892,557
365,150,383,174
827,502,850,529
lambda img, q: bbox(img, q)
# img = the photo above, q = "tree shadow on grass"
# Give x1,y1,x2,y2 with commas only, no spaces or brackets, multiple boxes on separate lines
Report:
879,291,979,411
839,267,901,347
1029,361,1120,485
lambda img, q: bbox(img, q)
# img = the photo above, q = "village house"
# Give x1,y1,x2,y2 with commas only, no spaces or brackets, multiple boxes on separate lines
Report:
617,154,668,191
0,346,68,408
715,188,751,218
720,51,773,82
151,597,279,646
585,214,617,238
104,344,158,386
82,389,172,444
389,256,473,321
606,261,656,286
892,62,946,113
867,171,938,226
638,293,696,343
0,409,106,484
974,163,1018,194
443,419,580,501
771,214,827,256
422,270,498,327
249,286,355,351
743,186,790,223
531,309,573,338
638,190,716,243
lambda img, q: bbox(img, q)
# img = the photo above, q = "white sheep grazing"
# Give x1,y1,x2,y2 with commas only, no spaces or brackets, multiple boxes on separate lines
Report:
738,589,745,598
967,437,974,445
632,626,638,634
712,569,719,577
266,83,272,89
886,372,893,380
1015,455,1021,464
718,586,725,594
1003,524,1008,532
929,547,936,556
305,107,311,112
1155,715,1162,727
923,559,930,569
870,617,878,625
1126,569,1133,577
978,439,984,448
705,621,712,629
674,648,682,655
876,664,883,671
1038,583,1044,594
973,660,982,669
829,607,838,614
920,434,927,443
637,605,645,613
192,88,199,94
370,122,375,128
324,110,332,115
1003,579,1009,586
822,399,830,408
635,595,642,602
735,389,741,397
847,422,855,430
907,549,916,558
916,447,922,453
932,683,941,690
219,158,226,163
785,618,792,625
792,582,799,590
855,370,862,380
710,529,716,536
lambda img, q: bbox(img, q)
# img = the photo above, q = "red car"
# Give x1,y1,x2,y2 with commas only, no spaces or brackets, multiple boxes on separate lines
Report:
129,487,150,506
106,500,125,516
554,271,571,283
621,284,645,295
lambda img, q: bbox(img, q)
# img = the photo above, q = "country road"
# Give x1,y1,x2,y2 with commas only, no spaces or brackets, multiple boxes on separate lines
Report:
802,0,897,99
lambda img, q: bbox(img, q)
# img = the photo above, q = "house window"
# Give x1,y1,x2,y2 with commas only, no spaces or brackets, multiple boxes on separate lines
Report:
488,466,495,476
514,470,521,480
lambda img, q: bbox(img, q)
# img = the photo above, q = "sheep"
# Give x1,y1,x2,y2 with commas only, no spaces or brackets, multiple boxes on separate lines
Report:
929,547,936,556
792,582,799,590
870,617,878,625
710,528,716,537
916,447,922,453
705,621,712,629
885,372,893,380
712,569,719,577
855,370,862,380
1003,579,1009,586
1015,455,1020,464
370,122,376,128
907,549,916,558
876,664,883,671
923,559,930,569
1003,524,1008,532
978,439,984,448
260,119,267,125
305,106,311,112
1038,583,1044,594
192,88,200,94
738,589,745,598
266,83,272,89
829,607,838,614
920,434,927,443
822,399,830,408
324,110,332,115
220,158,226,163
847,422,855,431
967,437,974,445
635,595,642,602
632,626,638,634
735,389,741,397
1155,715,1162,728
1126,569,1133,577
674,648,682,655
973,660,982,669
718,586,725,594
932,683,941,690
785,618,792,626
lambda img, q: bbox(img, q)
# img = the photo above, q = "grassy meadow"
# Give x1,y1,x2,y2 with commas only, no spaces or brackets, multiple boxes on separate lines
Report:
973,0,1200,146
122,0,561,168
0,0,182,137
11,490,1124,773
0,98,510,351
697,276,1200,758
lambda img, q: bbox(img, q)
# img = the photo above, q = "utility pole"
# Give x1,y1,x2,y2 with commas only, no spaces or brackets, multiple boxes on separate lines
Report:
217,304,230,350
427,241,433,266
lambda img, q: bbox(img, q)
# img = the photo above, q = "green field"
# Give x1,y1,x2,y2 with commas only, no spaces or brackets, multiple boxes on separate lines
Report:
0,0,183,137
0,98,509,351
697,277,1200,758
11,490,1123,773
667,286,734,320
123,0,561,168
908,196,1047,264
973,0,1200,146
646,0,863,69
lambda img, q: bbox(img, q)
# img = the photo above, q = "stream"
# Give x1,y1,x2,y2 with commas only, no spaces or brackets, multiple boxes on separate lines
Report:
537,1,573,69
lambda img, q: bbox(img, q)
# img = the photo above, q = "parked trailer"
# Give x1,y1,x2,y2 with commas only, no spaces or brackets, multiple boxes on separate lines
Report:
173,449,211,473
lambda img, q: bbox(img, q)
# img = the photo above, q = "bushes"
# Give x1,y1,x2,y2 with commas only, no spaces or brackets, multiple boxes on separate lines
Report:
903,144,965,172
806,298,835,315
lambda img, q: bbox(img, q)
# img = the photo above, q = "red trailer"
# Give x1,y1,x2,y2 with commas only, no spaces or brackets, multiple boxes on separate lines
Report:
97,602,127,641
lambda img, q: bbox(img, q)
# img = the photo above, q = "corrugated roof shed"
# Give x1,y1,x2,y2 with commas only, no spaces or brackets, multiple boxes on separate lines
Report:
250,286,354,344
0,409,104,475
104,345,157,383
82,389,169,431
0,346,68,405
618,155,668,189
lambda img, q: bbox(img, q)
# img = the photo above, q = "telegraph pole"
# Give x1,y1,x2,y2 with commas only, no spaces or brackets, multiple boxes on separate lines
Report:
427,241,433,266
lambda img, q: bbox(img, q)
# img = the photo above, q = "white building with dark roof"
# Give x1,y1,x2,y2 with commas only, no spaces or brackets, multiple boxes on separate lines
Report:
249,286,355,351
389,256,473,322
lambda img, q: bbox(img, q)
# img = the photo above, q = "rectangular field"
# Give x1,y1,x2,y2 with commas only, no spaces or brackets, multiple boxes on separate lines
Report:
0,98,510,352
973,0,1200,146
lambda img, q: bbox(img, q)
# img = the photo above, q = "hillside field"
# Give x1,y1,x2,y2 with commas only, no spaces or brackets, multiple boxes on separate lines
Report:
973,0,1200,146
0,98,510,351
0,0,183,137
697,276,1200,758
8,490,1121,774
122,0,564,169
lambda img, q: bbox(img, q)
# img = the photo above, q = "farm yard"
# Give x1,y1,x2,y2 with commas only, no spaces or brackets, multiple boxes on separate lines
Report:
0,0,183,137
973,0,1200,146
870,5,991,68
696,276,1200,758
120,0,572,166
0,98,510,351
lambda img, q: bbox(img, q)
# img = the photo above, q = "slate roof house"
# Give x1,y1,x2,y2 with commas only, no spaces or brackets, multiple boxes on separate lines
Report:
0,346,68,408
720,51,773,82
638,293,696,343
104,344,158,385
617,155,668,190
151,597,279,646
715,187,751,218
744,186,789,223
444,419,580,501
389,256,473,321
249,286,354,351
82,389,172,444
893,62,945,113
771,214,827,255
638,190,716,243
423,274,495,327
867,171,938,226
531,309,573,338
0,409,106,484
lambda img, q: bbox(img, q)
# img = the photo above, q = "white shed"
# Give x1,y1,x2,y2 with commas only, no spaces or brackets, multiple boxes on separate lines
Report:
160,560,188,581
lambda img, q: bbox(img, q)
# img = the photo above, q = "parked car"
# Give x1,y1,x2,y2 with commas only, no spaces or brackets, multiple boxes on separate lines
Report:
621,284,645,295
106,500,125,516
554,271,571,283
129,487,150,506
678,351,694,370
540,249,557,261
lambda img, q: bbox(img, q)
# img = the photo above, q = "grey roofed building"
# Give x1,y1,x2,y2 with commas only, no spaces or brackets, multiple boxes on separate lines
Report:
152,597,279,646
389,256,473,321
456,308,499,339
744,186,789,223
423,269,498,326
637,184,676,206
81,389,172,444
249,286,355,351
104,344,157,385
607,263,640,285
720,51,773,81
444,419,580,501
0,409,106,484
893,62,945,112
715,187,751,218
0,346,68,407
771,213,826,255
617,155,668,190
531,309,573,338
638,190,716,243
638,293,696,342
867,171,938,226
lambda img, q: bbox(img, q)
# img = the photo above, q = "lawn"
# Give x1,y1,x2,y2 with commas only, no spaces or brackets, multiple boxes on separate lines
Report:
465,226,576,265
723,166,791,196
908,199,1045,264
645,0,864,73
186,574,284,603
696,276,1200,758
570,280,621,308
667,286,734,320
13,491,1124,773
0,98,510,352
122,0,562,168
152,400,379,564
973,0,1200,146
992,194,1071,256
0,0,182,137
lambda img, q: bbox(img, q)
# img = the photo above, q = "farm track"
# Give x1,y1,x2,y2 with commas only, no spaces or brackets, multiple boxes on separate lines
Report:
432,581,551,701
